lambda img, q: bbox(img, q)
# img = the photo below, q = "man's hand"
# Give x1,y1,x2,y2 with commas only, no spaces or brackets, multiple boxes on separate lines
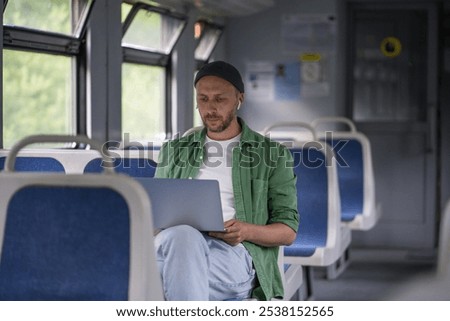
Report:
209,219,296,247
209,219,249,246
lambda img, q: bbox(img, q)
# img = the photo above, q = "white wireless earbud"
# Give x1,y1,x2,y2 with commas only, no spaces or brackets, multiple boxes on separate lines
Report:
237,101,241,110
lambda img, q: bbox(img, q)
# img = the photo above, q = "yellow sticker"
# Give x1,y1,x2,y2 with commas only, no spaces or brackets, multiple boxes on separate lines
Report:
380,37,402,58
300,53,321,62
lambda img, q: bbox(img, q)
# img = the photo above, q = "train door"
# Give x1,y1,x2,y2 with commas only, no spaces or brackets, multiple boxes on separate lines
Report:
346,2,439,252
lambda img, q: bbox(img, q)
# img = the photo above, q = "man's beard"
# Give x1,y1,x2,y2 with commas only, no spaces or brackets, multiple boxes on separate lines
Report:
202,110,236,133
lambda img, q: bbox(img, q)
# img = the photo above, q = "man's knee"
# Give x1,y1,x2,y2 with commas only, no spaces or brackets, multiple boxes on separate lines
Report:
155,225,205,250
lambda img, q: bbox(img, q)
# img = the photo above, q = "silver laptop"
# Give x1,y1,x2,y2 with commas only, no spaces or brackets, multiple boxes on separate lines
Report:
134,177,225,232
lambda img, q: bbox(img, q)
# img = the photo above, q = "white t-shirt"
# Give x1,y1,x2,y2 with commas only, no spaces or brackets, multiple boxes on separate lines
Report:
196,134,241,222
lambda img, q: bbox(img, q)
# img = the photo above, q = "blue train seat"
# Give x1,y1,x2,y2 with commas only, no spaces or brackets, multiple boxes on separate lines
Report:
263,122,351,267
285,141,351,266
262,123,351,293
0,135,163,300
262,121,316,144
119,140,162,164
84,156,157,177
0,156,65,172
182,125,204,137
0,149,102,174
312,117,380,230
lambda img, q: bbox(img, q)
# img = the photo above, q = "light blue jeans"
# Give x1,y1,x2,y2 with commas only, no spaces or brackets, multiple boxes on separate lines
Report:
154,225,256,300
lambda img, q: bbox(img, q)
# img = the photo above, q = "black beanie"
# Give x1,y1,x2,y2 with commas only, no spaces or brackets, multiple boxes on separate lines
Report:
194,61,244,93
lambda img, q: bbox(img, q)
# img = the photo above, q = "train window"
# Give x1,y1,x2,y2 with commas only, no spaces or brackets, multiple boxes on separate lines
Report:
121,2,133,23
3,50,72,148
2,0,94,148
193,90,202,127
193,20,224,128
122,4,185,55
194,20,224,62
122,63,166,142
3,0,93,37
121,2,187,142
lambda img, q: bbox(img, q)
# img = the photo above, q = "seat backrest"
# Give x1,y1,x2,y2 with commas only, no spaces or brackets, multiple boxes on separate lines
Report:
284,141,341,260
182,126,204,137
313,117,378,230
0,138,105,174
0,148,159,176
0,156,65,172
83,150,157,177
0,173,162,300
262,122,317,143
262,123,341,261
322,136,365,222
119,142,161,165
0,135,163,300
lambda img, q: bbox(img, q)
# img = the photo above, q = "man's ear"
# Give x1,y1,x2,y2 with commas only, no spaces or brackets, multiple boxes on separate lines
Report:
237,93,244,110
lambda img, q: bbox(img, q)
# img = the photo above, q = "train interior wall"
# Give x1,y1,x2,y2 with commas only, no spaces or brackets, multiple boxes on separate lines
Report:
219,0,450,299
221,0,450,258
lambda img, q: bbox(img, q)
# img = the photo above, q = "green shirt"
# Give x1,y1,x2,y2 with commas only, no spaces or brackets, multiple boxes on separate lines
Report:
155,118,299,300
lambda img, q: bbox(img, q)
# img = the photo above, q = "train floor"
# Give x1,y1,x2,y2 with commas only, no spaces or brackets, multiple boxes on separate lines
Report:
307,248,442,301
